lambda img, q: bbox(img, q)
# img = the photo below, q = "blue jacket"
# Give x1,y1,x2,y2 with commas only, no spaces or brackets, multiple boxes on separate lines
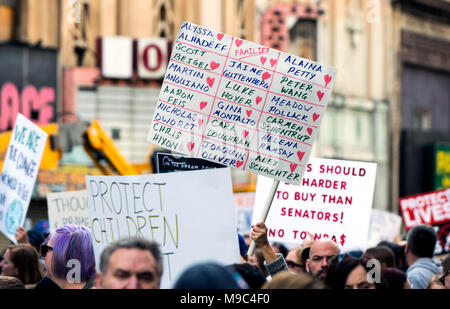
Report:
406,258,442,289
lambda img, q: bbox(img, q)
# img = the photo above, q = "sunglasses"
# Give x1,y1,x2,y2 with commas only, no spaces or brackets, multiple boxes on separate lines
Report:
40,244,53,257
286,260,303,269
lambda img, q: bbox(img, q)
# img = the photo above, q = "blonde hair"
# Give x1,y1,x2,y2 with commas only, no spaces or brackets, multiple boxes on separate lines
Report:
262,271,325,289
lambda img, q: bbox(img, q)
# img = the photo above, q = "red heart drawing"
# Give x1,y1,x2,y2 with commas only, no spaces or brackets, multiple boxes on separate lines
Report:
297,151,305,162
290,163,298,173
235,39,243,48
317,91,324,102
236,161,244,168
256,96,262,105
187,142,195,152
324,75,332,87
262,72,271,81
313,113,320,122
260,57,267,65
200,101,208,110
210,61,220,70
198,119,203,127
217,33,224,41
246,110,252,117
243,130,249,138
207,77,215,88
270,58,277,67
307,128,313,136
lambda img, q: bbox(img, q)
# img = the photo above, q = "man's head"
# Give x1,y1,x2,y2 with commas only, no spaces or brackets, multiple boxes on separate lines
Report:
306,239,340,279
95,238,162,289
405,225,437,265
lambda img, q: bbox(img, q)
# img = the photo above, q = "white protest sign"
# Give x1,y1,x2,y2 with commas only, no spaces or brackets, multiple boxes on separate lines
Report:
0,113,48,243
86,168,240,288
147,21,338,185
46,190,89,232
367,209,402,248
252,158,377,250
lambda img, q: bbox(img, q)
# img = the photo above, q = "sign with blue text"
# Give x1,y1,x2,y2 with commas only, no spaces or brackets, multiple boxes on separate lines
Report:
86,168,240,288
0,113,48,243
147,21,338,185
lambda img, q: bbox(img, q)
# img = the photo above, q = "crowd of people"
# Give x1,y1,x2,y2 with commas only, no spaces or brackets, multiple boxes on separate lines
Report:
0,220,448,290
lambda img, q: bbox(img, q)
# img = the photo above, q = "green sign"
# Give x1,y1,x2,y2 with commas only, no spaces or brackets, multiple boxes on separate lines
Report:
434,143,450,189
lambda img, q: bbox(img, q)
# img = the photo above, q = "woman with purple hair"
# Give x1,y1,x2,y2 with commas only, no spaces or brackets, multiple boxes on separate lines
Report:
35,224,96,289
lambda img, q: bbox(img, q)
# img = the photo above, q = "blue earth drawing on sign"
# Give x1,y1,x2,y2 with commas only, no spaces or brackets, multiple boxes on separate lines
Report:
5,200,23,235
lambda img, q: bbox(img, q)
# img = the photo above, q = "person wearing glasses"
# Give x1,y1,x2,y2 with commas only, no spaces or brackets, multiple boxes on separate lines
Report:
250,222,340,280
404,225,442,289
35,224,96,289
95,238,163,289
285,247,306,274
0,244,43,288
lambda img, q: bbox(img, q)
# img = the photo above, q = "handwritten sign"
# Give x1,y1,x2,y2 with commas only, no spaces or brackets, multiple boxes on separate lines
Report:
367,209,402,248
155,152,225,173
0,113,48,243
252,158,377,250
86,168,240,288
46,190,89,232
147,21,337,185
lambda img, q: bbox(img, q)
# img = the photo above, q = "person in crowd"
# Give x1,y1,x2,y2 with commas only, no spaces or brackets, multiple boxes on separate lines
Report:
377,240,408,271
247,248,270,278
325,256,380,289
404,225,442,289
226,263,267,289
440,254,450,289
362,245,397,268
271,242,289,258
285,247,306,274
0,244,43,287
427,274,445,289
95,238,162,289
379,268,410,289
35,224,96,289
305,239,341,280
0,276,26,289
172,262,243,289
262,271,325,289
251,222,340,280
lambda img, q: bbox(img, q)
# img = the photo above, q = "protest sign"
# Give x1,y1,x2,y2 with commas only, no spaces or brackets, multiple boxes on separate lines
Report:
233,191,255,235
0,113,48,243
155,151,225,173
147,21,338,185
399,188,450,254
46,190,89,232
367,209,402,248
252,158,377,250
86,168,240,288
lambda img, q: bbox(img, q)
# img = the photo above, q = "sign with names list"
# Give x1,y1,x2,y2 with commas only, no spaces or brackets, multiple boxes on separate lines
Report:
147,21,338,185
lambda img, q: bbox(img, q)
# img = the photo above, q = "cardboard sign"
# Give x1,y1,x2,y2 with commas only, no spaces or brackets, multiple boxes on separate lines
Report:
367,209,402,248
86,168,240,288
155,152,225,173
147,21,337,185
252,158,377,250
46,190,89,232
0,113,48,243
400,189,450,254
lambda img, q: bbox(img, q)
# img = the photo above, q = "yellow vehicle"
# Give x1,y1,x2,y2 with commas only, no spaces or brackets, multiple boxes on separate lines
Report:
0,120,150,176
0,120,256,192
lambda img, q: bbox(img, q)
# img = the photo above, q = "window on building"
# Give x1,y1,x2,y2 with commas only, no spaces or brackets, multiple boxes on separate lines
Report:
413,108,432,131
288,19,317,61
0,0,18,41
